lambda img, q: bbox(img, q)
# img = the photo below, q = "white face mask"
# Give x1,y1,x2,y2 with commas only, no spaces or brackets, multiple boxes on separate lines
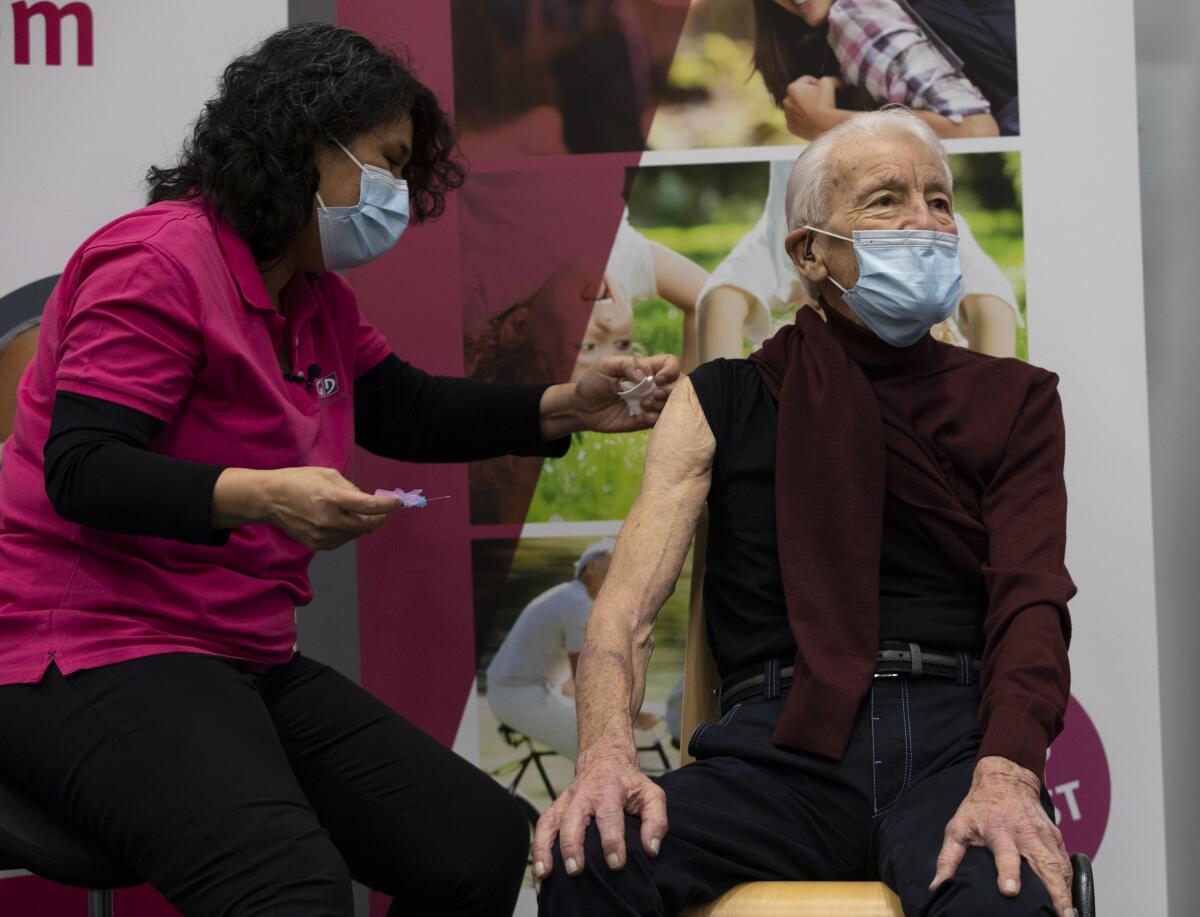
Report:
315,139,410,270
805,226,963,347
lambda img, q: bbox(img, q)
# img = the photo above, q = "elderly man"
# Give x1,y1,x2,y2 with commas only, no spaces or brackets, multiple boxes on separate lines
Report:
533,109,1075,917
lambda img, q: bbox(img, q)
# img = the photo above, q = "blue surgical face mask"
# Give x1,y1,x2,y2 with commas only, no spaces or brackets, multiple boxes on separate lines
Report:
805,226,963,348
316,139,410,270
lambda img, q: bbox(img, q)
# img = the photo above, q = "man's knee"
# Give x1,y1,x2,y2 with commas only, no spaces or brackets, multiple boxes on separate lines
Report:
539,816,657,916
542,822,607,895
925,850,1056,917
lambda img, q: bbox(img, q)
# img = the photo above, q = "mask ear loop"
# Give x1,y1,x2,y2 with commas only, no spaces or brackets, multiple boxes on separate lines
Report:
315,138,368,214
332,136,409,193
801,226,854,294
803,225,854,244
332,137,368,172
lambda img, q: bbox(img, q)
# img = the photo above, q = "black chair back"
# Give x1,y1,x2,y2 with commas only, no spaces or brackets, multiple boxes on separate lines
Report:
0,767,138,890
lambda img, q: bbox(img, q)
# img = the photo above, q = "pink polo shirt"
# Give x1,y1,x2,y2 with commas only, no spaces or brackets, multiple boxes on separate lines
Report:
0,198,392,683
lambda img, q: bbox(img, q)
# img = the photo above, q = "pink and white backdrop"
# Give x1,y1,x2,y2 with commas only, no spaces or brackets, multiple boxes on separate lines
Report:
0,0,1162,914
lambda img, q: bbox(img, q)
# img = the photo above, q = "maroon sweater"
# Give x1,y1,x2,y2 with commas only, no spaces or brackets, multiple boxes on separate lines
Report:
749,305,1074,776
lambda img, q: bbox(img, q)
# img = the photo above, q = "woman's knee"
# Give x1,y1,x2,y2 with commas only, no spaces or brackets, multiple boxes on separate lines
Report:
196,829,354,916
377,784,528,914
461,790,530,898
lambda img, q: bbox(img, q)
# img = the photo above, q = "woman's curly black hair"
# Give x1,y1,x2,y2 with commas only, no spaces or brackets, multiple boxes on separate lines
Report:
147,23,464,262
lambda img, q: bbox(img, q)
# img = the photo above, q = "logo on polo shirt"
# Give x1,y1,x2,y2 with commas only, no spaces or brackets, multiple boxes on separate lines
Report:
315,372,339,398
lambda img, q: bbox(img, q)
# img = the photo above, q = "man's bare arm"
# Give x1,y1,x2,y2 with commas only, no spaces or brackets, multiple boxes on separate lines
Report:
532,377,714,879
575,377,714,767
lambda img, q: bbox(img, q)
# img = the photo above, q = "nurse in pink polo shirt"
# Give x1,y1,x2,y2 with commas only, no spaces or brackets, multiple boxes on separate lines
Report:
0,24,677,917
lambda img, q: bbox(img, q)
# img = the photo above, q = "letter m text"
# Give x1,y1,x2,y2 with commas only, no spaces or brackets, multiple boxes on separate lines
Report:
13,2,94,66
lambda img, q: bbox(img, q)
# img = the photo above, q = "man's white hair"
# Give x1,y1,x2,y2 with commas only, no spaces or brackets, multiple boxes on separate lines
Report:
784,109,952,297
574,538,614,579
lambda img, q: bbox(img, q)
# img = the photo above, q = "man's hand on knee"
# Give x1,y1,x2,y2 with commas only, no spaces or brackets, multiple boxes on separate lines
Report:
930,755,1075,916
532,751,667,885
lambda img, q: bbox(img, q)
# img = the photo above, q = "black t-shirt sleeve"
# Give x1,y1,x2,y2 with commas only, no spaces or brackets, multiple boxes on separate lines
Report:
688,358,744,485
353,353,570,462
43,391,230,546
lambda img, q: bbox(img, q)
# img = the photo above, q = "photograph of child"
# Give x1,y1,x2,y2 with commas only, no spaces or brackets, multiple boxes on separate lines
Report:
459,168,707,525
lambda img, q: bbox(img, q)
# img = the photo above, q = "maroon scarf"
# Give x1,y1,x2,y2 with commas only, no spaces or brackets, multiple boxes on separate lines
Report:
749,304,1073,765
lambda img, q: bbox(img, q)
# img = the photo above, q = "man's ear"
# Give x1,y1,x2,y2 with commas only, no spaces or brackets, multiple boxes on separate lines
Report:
785,226,828,286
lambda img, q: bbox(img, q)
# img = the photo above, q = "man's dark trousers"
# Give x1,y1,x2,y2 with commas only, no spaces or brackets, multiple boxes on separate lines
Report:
539,676,1056,916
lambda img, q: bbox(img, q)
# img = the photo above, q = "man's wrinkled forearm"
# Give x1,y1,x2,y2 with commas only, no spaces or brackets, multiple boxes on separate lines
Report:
575,641,640,769
572,379,715,771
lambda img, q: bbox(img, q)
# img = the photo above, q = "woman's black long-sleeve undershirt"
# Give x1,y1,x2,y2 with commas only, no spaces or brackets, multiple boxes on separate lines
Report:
42,354,569,545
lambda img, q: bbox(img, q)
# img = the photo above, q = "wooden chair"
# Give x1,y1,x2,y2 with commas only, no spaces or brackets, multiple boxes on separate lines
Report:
0,318,40,442
676,515,1093,917
686,881,903,917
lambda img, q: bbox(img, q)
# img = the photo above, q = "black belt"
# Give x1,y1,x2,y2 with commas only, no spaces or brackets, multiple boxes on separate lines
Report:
718,642,980,715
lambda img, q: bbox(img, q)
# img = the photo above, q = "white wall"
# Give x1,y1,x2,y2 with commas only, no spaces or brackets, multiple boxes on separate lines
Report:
1018,2,1165,908
1136,3,1200,915
0,1,288,295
